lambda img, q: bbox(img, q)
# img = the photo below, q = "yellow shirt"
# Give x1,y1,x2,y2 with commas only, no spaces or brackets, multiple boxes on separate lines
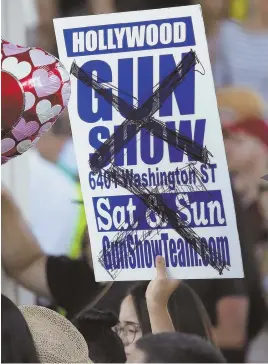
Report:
230,0,248,21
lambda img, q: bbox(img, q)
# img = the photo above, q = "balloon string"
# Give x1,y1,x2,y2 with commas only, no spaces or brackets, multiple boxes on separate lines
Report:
71,281,114,323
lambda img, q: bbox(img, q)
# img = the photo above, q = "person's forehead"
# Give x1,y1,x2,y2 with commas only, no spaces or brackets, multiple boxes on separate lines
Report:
119,295,139,323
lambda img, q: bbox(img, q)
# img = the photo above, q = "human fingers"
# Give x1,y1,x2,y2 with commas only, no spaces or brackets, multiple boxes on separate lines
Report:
155,255,167,279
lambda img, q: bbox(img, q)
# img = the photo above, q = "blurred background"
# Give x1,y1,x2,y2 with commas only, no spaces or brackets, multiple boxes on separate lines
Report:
1,0,268,361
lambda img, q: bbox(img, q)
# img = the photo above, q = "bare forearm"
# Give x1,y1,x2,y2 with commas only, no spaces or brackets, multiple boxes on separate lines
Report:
2,189,50,297
147,302,175,334
16,256,51,298
2,207,42,274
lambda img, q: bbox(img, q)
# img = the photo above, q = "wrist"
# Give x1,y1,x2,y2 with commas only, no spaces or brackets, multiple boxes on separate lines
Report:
146,299,168,314
146,301,175,334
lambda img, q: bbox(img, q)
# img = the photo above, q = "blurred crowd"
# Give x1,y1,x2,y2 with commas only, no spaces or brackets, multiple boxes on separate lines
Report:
2,0,268,363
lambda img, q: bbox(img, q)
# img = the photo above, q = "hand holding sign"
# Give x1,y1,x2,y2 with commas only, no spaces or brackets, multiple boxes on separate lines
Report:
146,256,181,309
145,255,180,334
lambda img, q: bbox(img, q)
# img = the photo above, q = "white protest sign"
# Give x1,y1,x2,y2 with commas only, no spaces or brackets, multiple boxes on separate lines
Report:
54,5,244,281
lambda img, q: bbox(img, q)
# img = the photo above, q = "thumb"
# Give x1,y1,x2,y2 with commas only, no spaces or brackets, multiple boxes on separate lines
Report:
155,256,167,279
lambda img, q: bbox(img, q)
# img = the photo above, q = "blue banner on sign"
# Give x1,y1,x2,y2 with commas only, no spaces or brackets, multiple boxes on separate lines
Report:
93,190,226,232
64,17,196,57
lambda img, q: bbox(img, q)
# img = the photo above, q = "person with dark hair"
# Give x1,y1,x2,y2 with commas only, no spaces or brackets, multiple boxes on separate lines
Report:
2,186,265,363
128,332,226,363
116,256,216,359
1,295,39,363
74,309,126,363
127,281,214,340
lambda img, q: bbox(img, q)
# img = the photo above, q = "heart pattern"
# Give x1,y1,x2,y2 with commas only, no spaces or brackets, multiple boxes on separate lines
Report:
36,100,62,124
25,92,36,111
57,64,70,82
2,138,15,153
30,49,56,67
32,137,40,145
33,69,61,97
2,57,31,80
61,82,71,107
3,44,29,56
12,118,39,141
1,39,71,163
17,139,33,154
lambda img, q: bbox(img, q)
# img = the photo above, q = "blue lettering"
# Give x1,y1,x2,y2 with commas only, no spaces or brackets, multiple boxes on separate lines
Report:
159,53,195,117
201,164,209,183
141,123,164,165
209,164,217,183
89,126,110,164
185,242,191,267
169,238,178,267
102,236,112,270
119,242,129,269
138,56,154,108
177,238,186,267
188,241,199,266
201,238,209,266
135,235,145,268
84,55,205,165
217,236,230,266
144,240,153,268
151,239,163,264
114,125,137,166
167,119,206,163
127,235,137,269
208,237,217,267
78,60,112,123
118,58,134,117
111,242,120,269
162,233,170,267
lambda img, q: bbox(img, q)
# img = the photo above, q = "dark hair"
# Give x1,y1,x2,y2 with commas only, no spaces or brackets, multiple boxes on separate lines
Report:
1,295,39,363
128,281,215,343
136,332,226,363
74,309,126,363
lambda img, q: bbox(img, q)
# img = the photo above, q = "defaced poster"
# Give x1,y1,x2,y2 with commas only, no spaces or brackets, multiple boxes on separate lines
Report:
54,5,244,281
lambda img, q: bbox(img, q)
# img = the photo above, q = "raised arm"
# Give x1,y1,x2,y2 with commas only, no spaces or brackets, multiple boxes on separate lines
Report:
1,187,50,297
145,256,181,334
1,186,109,316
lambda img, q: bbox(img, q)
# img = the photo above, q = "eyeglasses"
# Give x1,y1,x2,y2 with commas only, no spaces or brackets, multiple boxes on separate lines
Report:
113,322,141,346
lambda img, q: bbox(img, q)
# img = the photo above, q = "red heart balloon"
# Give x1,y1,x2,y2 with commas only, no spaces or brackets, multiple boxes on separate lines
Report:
1,39,71,164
